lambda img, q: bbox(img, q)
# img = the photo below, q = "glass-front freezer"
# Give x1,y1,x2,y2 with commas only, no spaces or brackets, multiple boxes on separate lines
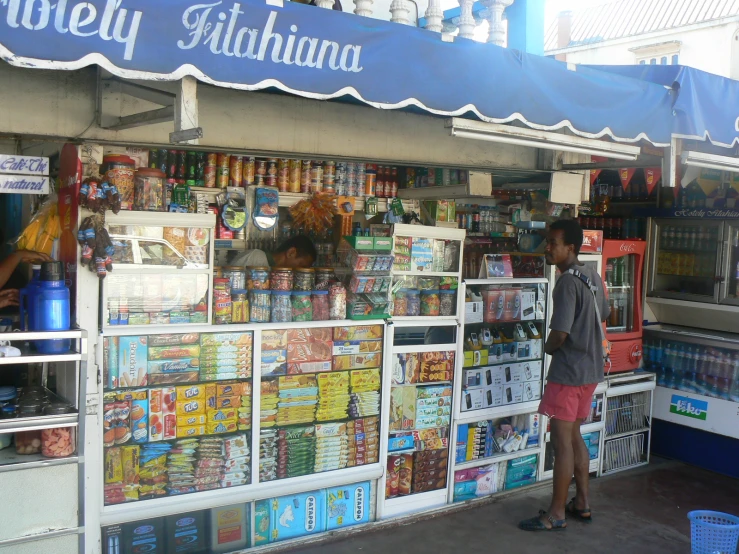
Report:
721,223,739,307
648,219,724,303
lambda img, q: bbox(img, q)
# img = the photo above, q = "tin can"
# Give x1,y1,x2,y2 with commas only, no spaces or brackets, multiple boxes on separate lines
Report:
266,158,278,176
256,159,267,176
186,151,197,179
216,153,230,188
323,161,336,193
265,175,277,188
288,159,301,193
149,149,159,169
277,158,289,192
365,170,376,197
230,155,243,187
204,165,217,188
311,163,324,194
195,152,206,185
243,157,255,186
207,152,217,166
173,150,185,179
254,175,265,187
300,160,312,193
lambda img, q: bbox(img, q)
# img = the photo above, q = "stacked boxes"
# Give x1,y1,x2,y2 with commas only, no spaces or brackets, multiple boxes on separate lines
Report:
259,325,383,482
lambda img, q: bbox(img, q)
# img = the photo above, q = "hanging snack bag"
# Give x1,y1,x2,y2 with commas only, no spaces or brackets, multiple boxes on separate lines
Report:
253,187,279,231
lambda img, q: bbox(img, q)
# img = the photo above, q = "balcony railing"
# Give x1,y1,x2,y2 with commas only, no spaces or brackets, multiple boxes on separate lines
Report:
311,0,516,45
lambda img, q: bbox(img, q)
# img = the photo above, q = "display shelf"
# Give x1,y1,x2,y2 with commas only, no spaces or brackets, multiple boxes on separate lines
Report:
391,271,461,277
214,239,246,250
390,315,459,323
454,447,542,470
277,192,419,213
456,400,542,424
0,329,86,342
604,428,651,441
391,343,458,354
101,318,388,336
389,381,453,387
0,449,80,473
0,414,78,434
381,488,448,519
465,277,549,286
99,462,383,526
0,350,83,366
0,527,83,549
544,421,604,442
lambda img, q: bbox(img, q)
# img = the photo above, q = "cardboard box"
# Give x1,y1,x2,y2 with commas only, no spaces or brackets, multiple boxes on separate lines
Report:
287,327,333,343
333,353,382,371
162,387,176,440
483,361,542,386
176,399,206,416
482,290,504,323
503,289,522,322
262,329,288,350
463,349,489,368
210,504,250,553
332,339,383,356
520,290,536,321
261,350,287,376
465,301,484,324
516,339,543,361
148,389,163,442
123,518,165,554
287,341,333,363
333,325,383,341
325,482,370,531
175,384,207,401
118,336,148,388
269,490,327,542
581,230,603,253
165,511,206,553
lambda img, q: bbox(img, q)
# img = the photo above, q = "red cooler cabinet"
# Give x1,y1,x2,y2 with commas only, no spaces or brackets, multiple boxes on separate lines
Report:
601,239,646,373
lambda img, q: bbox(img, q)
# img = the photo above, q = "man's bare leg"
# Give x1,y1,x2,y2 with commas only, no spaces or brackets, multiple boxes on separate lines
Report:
541,418,575,527
571,418,591,513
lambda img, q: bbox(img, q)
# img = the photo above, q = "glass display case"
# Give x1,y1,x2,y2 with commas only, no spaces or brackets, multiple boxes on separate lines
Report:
457,279,547,416
103,212,215,329
723,222,739,306
648,219,724,303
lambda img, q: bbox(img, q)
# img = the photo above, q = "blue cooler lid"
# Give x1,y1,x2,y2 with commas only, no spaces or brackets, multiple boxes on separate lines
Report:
0,387,16,402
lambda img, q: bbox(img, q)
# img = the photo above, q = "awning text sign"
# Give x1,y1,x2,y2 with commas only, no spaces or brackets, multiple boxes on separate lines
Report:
0,0,674,145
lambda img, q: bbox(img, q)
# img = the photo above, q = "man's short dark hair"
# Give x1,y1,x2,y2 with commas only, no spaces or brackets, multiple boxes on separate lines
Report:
275,235,317,261
550,219,583,254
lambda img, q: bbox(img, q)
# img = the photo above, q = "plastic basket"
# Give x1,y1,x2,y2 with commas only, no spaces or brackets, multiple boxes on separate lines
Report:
688,510,739,554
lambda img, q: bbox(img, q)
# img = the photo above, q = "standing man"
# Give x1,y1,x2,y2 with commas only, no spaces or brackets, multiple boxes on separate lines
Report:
519,219,609,531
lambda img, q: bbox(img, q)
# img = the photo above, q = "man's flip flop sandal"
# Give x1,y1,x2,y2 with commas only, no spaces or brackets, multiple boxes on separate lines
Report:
518,510,567,531
566,499,592,523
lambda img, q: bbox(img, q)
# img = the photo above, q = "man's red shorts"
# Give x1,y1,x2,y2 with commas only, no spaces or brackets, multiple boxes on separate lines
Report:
538,382,598,422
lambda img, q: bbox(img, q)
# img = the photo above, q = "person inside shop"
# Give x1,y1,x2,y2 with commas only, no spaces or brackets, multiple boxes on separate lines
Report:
0,248,53,310
519,219,609,532
231,235,317,270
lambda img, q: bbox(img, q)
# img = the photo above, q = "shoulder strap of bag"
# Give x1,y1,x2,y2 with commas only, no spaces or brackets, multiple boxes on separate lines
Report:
565,268,612,372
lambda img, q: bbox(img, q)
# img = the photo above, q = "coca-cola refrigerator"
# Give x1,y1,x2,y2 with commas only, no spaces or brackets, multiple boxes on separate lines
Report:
602,239,647,372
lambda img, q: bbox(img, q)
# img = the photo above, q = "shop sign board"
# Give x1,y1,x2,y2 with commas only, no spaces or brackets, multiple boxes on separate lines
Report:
0,154,50,194
0,174,50,194
670,395,708,421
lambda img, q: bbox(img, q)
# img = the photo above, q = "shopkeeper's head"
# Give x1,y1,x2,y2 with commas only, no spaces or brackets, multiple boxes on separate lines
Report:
545,219,582,267
272,235,317,269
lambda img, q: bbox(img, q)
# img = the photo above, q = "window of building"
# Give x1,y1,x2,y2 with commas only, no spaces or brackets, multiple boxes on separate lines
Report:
671,54,679,64
633,42,681,66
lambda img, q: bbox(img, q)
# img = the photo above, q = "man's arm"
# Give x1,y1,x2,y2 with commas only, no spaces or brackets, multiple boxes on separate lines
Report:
0,251,52,290
544,330,568,355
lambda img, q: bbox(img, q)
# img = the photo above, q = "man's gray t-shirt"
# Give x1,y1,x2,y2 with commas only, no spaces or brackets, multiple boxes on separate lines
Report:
548,263,610,386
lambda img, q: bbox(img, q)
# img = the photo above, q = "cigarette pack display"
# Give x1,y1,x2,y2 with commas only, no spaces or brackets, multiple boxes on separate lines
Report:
118,336,148,388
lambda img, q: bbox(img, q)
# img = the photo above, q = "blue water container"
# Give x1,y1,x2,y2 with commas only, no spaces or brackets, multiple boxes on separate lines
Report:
34,262,71,354
19,265,42,332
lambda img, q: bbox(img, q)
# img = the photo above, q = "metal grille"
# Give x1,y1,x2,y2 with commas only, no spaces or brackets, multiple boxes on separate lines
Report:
605,391,651,437
602,433,646,474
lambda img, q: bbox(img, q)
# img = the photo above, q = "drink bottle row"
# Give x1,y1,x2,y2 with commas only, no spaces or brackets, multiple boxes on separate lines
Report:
659,225,719,252
643,338,739,402
578,217,646,240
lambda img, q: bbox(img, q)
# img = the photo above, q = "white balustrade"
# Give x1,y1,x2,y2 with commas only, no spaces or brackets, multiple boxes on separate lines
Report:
482,0,514,46
390,0,412,24
457,0,476,39
353,0,374,17
424,0,444,32
315,0,334,7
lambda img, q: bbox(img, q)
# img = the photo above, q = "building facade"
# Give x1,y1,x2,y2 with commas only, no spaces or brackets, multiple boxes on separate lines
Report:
545,0,739,78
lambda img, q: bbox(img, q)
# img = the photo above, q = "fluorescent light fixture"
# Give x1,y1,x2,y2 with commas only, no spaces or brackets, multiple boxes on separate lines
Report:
682,150,739,174
446,118,641,161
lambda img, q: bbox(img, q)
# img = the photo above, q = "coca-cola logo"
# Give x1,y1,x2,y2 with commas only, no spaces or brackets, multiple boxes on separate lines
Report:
620,243,636,253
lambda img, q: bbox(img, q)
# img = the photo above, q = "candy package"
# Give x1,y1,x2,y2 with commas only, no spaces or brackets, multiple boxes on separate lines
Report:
253,186,279,231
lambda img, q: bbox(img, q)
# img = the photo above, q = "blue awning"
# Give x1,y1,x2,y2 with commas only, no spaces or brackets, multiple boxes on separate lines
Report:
0,0,673,145
586,65,739,149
